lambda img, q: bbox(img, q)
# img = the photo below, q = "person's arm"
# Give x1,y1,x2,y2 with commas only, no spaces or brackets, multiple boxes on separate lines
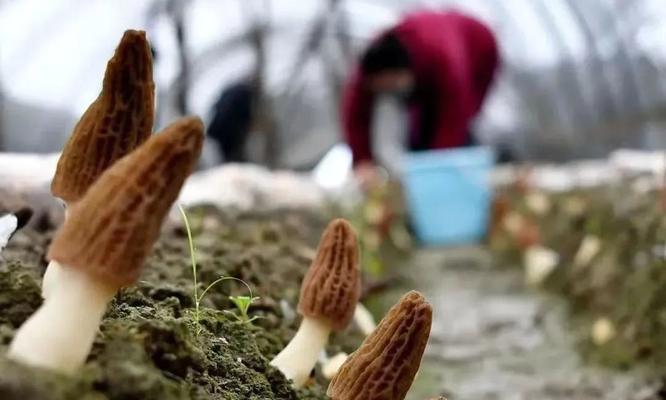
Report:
341,71,374,165
372,95,407,176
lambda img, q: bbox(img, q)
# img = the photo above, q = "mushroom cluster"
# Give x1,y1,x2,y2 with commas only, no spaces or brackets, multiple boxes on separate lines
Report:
43,29,155,299
3,28,436,399
270,218,434,396
8,117,203,374
6,29,203,375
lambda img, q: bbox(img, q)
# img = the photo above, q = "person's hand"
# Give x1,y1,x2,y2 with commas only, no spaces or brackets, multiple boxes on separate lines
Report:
354,162,384,191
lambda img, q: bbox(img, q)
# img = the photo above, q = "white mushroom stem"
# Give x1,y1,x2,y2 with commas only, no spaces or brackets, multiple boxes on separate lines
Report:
321,352,349,380
0,213,18,253
353,303,377,336
41,260,62,299
9,262,116,374
270,317,332,388
42,208,68,299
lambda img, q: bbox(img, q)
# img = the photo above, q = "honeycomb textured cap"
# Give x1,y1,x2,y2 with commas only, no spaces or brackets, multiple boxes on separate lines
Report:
297,218,361,331
52,29,155,204
327,291,432,400
47,117,203,288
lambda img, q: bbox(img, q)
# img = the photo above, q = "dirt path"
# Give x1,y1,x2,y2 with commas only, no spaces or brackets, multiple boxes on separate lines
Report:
403,248,659,400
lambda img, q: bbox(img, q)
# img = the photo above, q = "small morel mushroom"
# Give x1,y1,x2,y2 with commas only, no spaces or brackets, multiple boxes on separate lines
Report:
327,290,432,400
44,29,155,298
8,117,203,374
270,218,361,387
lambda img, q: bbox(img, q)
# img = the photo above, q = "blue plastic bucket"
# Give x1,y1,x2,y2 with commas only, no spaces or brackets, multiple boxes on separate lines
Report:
402,146,495,246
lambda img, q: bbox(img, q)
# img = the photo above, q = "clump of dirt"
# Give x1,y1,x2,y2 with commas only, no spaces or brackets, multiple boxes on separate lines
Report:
0,205,367,399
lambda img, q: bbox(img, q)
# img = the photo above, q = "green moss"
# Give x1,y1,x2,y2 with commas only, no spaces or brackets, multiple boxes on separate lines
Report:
0,263,42,329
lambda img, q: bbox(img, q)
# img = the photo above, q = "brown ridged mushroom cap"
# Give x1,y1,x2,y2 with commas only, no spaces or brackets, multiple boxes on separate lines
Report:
327,291,432,400
298,218,361,331
47,117,203,288
51,29,155,204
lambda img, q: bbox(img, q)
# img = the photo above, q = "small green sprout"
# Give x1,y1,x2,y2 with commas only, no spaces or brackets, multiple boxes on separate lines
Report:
227,295,262,324
178,205,259,334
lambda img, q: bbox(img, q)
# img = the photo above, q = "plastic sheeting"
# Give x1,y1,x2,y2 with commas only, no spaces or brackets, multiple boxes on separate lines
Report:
464,0,666,160
1,0,665,164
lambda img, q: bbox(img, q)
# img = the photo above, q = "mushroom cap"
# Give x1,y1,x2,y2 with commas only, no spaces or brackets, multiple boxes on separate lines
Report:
298,218,361,331
327,291,432,400
47,117,203,288
52,29,155,204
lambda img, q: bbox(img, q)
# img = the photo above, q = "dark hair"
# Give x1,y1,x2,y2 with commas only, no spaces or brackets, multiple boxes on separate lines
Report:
361,32,410,75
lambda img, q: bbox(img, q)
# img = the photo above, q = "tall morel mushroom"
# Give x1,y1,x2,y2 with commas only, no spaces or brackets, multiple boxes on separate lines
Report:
43,29,155,298
8,117,203,374
51,29,155,202
327,290,432,400
271,218,361,387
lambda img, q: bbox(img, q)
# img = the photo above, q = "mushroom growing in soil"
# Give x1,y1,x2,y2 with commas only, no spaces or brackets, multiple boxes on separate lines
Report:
327,290,432,400
43,29,155,299
270,218,361,387
8,117,203,374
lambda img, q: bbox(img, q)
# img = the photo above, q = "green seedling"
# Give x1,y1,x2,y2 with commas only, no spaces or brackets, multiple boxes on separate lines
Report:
178,205,258,334
226,295,262,324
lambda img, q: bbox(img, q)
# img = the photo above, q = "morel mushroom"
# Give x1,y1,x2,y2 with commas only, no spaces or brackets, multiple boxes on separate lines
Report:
43,29,155,298
327,291,432,400
271,218,361,387
8,117,203,374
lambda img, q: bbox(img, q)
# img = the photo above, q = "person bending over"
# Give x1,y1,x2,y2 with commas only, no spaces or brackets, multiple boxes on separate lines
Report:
342,10,500,186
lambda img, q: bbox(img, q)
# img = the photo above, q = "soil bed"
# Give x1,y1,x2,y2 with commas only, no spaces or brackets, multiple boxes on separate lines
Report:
0,205,367,399
490,179,666,370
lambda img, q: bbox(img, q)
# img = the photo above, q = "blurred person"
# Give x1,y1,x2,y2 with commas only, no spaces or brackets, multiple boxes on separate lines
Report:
207,79,254,163
342,10,500,187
